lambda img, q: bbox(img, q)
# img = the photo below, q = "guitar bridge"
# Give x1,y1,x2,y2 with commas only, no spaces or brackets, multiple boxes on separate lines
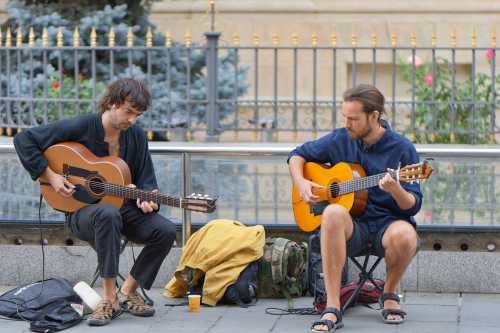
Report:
309,200,329,216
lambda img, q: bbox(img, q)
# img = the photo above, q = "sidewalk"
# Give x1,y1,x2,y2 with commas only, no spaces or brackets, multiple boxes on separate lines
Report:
1,287,499,333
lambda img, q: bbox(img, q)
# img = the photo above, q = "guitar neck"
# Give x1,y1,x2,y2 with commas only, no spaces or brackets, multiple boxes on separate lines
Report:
91,181,181,208
334,170,398,196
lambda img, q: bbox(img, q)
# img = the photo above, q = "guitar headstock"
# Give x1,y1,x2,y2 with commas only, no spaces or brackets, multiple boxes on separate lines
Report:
182,193,217,213
398,159,434,184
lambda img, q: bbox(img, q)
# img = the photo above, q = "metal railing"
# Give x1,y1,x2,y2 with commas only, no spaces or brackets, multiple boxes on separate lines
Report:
1,143,499,244
0,27,498,143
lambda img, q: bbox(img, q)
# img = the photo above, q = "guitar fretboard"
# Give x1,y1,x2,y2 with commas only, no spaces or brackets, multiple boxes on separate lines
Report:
330,170,399,197
86,180,181,207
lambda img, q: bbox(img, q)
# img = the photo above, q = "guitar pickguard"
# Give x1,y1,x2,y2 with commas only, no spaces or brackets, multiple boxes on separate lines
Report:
309,200,329,216
72,184,100,205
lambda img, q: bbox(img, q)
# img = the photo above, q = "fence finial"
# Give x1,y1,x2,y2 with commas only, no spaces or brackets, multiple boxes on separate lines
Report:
90,27,97,47
271,33,279,46
184,31,192,47
6,27,12,48
16,27,22,47
108,26,115,48
127,26,134,47
451,30,457,48
146,26,153,48
391,32,397,48
56,27,63,47
253,33,260,46
73,26,80,47
351,32,357,47
491,30,497,48
0,28,3,47
371,32,377,48
431,31,437,48
471,29,477,48
232,32,240,46
312,32,318,47
165,31,172,47
41,27,48,47
29,27,35,47
410,32,416,48
330,32,337,47
291,33,299,47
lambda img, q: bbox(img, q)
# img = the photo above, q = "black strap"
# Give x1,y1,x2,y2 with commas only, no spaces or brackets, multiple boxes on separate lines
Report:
379,293,400,304
381,308,407,319
322,306,343,323
311,319,335,331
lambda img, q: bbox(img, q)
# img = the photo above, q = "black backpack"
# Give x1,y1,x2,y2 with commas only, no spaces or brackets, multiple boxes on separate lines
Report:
307,233,348,308
0,278,83,332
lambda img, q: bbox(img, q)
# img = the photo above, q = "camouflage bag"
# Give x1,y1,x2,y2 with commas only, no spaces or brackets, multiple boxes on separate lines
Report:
257,237,308,299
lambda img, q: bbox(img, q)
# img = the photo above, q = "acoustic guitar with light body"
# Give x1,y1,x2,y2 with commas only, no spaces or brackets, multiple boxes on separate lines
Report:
39,141,217,213
292,161,433,232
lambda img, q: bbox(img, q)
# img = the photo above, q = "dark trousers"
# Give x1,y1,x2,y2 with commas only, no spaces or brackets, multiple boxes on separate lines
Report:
67,203,176,290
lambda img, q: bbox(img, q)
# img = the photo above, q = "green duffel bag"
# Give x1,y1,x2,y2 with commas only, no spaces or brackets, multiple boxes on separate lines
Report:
257,237,308,299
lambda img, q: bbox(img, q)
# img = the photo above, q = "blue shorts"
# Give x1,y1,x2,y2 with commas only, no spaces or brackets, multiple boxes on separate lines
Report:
346,221,419,258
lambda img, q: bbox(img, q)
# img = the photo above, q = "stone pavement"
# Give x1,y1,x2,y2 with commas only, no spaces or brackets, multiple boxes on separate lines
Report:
1,286,499,333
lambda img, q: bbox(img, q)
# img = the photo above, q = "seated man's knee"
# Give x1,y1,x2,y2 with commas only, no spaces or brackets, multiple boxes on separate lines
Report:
156,218,177,246
321,204,350,230
93,204,122,230
384,222,417,253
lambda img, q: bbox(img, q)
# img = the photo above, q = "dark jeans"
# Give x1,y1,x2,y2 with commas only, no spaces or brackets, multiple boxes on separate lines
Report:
67,203,176,289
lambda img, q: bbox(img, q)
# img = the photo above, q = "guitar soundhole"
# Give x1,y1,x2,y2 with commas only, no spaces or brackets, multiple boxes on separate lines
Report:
88,177,105,195
330,183,340,198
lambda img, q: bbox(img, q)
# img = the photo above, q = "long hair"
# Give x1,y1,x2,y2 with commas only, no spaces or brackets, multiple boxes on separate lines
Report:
98,78,151,114
343,84,385,122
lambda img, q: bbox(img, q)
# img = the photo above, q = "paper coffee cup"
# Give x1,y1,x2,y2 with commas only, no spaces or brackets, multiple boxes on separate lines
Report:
73,281,102,311
188,294,201,312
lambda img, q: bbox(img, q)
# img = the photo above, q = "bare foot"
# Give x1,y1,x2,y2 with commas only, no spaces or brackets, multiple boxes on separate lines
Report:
312,312,338,332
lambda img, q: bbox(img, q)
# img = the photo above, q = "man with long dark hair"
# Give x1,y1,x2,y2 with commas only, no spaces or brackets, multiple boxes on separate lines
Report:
14,78,176,326
289,84,422,332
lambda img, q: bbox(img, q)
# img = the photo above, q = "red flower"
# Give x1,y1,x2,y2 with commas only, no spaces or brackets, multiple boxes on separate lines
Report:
424,73,433,86
52,82,60,90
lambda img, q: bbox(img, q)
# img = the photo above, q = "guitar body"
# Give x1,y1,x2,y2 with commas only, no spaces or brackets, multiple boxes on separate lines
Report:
39,142,132,212
292,162,368,232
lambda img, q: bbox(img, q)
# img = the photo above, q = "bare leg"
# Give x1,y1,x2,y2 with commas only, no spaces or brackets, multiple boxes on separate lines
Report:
381,220,418,321
121,275,140,295
313,204,354,332
101,277,118,305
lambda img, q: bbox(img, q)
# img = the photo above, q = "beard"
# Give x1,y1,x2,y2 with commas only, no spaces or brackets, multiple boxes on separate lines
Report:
347,124,373,140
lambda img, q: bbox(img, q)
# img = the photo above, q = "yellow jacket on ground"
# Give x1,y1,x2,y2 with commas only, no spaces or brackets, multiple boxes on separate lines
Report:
164,219,265,306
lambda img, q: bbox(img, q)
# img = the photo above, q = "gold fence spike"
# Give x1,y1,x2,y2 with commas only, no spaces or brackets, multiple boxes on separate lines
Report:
28,27,35,47
312,32,318,47
253,33,260,46
90,27,97,47
0,28,3,47
272,131,278,141
431,133,436,142
0,127,3,136
410,131,416,142
351,32,357,47
17,127,22,133
293,131,298,142
253,131,259,141
471,29,477,48
184,31,192,47
291,33,299,47
491,31,497,48
186,130,193,141
147,130,153,141
271,33,279,46
431,31,437,48
41,27,48,47
6,27,12,47
410,32,416,48
330,32,337,47
73,26,80,47
16,27,22,47
371,32,377,48
6,127,12,136
165,31,172,47
108,27,115,48
56,27,63,47
312,130,317,140
450,132,456,143
146,26,153,48
234,130,239,141
127,26,134,47
391,32,397,48
450,30,457,48
165,130,171,141
232,32,240,46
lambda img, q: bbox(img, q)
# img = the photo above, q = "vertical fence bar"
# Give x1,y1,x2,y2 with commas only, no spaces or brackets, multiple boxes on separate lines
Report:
165,32,172,140
371,33,377,86
73,27,80,115
331,33,337,129
146,27,153,139
490,32,497,142
6,27,11,131
312,33,318,138
42,27,48,124
16,27,22,130
351,33,357,87
181,152,192,245
253,33,260,141
28,27,34,125
205,31,221,142
185,32,192,140
0,28,3,133
410,32,417,141
232,33,240,141
108,27,115,83
431,32,437,142
470,30,477,144
90,27,97,113
57,28,64,120
272,33,279,141
450,30,457,143
292,33,298,140
391,33,397,127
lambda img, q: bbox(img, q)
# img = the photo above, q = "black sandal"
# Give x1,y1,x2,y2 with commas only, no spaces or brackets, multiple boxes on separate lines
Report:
310,307,344,332
379,293,407,324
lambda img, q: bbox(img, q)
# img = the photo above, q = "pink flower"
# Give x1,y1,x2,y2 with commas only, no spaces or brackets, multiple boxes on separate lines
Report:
486,48,495,62
423,211,432,223
406,55,423,67
424,73,433,86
